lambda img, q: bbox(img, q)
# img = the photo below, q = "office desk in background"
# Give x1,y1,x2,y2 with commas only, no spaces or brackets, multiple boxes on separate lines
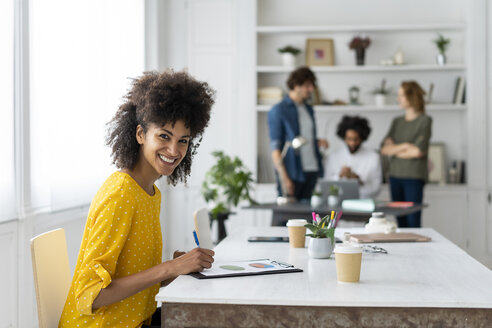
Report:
156,226,492,327
245,202,426,226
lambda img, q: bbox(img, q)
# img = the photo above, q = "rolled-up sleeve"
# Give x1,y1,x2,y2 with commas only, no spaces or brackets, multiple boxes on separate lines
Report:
74,194,135,315
268,106,284,151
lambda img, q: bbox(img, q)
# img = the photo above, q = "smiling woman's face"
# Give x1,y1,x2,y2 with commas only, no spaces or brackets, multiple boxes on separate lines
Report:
136,120,191,178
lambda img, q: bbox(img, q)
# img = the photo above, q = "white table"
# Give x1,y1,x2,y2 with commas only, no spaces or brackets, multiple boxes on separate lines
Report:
156,227,492,327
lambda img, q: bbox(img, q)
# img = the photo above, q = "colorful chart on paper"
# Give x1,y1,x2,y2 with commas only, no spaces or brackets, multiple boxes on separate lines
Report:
199,259,295,277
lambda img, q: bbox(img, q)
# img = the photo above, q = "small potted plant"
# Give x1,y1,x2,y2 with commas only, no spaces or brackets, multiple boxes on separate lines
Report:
305,213,337,259
349,35,371,66
278,45,301,67
202,151,257,242
310,190,323,208
327,185,340,207
433,34,450,66
371,79,391,107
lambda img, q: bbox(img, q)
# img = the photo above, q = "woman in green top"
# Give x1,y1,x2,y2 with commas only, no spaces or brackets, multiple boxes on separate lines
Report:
381,81,432,227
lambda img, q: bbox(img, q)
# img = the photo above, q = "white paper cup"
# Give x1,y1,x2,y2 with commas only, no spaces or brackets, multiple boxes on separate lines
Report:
334,244,363,283
286,219,307,248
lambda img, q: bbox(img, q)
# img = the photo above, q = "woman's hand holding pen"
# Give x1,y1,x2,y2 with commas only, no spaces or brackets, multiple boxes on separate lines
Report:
170,248,215,275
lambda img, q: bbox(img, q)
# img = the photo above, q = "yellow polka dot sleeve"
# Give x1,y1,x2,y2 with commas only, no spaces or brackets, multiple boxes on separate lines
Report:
74,193,135,315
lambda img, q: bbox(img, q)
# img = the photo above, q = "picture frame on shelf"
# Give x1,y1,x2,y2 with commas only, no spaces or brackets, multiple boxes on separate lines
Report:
305,38,334,66
428,143,446,184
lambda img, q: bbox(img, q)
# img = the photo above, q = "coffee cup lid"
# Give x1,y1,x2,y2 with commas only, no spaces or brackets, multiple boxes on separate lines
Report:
286,219,307,227
334,243,362,254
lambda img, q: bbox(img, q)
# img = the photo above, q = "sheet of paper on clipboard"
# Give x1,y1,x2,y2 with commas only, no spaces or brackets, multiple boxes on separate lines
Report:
189,259,302,279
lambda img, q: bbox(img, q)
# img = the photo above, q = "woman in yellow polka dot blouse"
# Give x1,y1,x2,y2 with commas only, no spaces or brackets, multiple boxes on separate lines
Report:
59,70,215,327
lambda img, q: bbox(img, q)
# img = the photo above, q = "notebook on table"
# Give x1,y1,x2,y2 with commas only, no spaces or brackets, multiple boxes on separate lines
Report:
349,232,431,243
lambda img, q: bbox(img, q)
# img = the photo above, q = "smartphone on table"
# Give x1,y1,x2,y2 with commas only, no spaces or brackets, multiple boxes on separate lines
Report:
247,236,289,242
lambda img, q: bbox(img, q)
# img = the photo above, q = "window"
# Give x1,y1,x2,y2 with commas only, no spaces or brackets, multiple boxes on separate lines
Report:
29,0,144,211
0,0,16,222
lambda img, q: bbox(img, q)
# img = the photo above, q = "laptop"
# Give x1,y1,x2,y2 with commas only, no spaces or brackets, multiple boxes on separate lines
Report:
318,179,360,202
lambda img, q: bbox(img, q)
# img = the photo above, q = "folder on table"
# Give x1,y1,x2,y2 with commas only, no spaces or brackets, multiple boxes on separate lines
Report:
349,232,431,243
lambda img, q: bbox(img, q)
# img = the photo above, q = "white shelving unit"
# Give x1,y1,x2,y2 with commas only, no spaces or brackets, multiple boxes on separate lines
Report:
254,1,467,185
257,64,466,73
256,104,467,113
256,23,466,34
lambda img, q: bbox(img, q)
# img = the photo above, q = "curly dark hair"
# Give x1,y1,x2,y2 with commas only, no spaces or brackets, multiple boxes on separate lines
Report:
336,115,371,142
286,66,317,90
106,70,215,185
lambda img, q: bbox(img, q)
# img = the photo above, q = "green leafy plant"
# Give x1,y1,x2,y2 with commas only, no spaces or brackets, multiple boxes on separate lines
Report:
278,45,301,56
312,190,322,197
371,79,392,95
329,185,340,196
433,34,450,54
202,151,257,219
305,214,335,242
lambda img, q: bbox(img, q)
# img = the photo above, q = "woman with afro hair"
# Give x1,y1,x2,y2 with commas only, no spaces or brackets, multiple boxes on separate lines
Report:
325,115,382,199
59,70,215,327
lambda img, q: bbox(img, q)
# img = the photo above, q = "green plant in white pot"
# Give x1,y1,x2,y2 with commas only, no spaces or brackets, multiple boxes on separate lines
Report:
371,79,392,107
305,214,336,259
278,45,301,67
310,190,323,208
433,34,450,66
327,184,340,207
201,151,257,242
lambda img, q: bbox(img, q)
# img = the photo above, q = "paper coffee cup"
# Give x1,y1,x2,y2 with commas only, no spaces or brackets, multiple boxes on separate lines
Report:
286,219,307,248
334,244,363,283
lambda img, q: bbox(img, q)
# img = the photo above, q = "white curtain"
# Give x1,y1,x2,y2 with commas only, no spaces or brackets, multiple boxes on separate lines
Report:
0,0,16,222
29,0,144,211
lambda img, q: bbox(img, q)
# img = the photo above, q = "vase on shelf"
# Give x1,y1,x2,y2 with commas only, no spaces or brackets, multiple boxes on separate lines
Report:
374,94,386,107
281,53,296,67
436,53,446,66
355,48,366,66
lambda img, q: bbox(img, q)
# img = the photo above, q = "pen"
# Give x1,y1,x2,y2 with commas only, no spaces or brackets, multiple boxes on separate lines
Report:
334,211,343,228
328,210,335,228
193,230,200,248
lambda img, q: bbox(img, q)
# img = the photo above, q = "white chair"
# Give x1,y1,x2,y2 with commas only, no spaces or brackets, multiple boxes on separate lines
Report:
193,208,214,249
31,228,71,328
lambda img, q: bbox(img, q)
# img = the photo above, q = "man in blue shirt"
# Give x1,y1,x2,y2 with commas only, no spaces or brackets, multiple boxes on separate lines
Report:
268,67,328,209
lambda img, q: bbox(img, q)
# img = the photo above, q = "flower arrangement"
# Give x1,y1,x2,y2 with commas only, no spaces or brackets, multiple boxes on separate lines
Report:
371,79,392,95
305,211,341,243
277,45,301,56
433,34,450,55
349,35,371,65
349,36,371,50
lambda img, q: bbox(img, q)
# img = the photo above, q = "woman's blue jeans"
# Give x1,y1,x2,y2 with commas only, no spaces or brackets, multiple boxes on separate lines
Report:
389,176,425,228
